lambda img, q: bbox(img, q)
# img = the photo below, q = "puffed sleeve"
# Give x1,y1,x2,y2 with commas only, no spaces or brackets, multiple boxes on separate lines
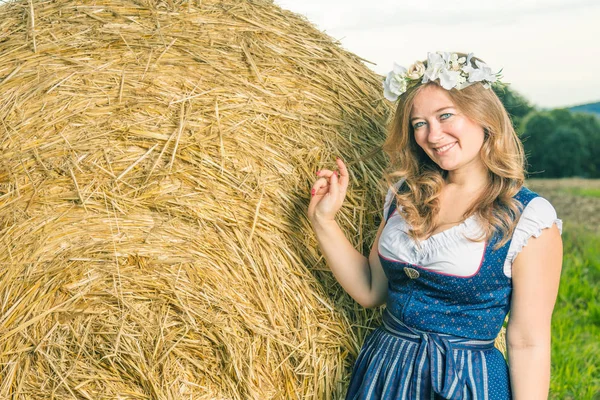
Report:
503,196,563,278
383,178,406,220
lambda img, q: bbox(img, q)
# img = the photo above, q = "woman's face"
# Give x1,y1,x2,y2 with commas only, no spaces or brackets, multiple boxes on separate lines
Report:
409,84,485,173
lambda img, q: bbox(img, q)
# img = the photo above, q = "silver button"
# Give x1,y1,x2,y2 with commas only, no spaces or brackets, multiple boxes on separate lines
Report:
404,267,420,279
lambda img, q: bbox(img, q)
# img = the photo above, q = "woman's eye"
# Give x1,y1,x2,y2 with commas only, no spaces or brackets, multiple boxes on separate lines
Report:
413,113,452,129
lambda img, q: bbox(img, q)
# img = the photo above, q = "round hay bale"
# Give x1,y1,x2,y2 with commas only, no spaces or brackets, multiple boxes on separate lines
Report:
0,0,392,398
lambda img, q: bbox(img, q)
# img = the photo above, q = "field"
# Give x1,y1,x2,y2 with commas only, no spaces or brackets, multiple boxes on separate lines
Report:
526,179,600,399
527,178,600,234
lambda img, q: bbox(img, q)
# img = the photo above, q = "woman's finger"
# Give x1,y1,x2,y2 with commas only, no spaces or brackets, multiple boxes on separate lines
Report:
329,167,339,200
336,158,349,195
316,169,334,178
311,178,329,197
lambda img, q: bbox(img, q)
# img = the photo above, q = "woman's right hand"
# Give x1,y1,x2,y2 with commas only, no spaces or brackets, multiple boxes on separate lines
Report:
308,157,349,224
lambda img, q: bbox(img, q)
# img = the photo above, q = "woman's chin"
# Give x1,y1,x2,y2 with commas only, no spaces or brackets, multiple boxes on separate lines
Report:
434,161,458,171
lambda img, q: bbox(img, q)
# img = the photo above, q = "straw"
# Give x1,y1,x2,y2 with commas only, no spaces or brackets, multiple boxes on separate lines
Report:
0,0,506,397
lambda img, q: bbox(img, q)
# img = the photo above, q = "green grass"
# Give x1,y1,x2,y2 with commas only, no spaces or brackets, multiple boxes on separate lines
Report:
550,225,600,399
561,187,600,198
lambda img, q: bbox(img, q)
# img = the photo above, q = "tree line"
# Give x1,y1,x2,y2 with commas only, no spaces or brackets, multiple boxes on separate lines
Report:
494,87,600,178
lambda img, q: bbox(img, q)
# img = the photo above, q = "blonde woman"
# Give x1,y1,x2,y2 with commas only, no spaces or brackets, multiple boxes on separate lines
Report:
308,52,563,399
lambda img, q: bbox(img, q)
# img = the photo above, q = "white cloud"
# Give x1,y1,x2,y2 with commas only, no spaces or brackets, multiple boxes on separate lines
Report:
276,0,600,107
279,0,599,29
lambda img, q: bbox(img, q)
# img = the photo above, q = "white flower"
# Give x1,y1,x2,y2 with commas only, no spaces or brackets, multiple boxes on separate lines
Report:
463,59,498,84
392,62,407,76
466,52,474,66
383,63,408,101
423,52,463,89
423,52,446,83
454,74,472,90
449,53,461,70
475,60,498,83
439,68,461,90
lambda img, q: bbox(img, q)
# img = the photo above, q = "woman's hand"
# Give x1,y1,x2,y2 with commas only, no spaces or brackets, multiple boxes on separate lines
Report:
308,157,349,223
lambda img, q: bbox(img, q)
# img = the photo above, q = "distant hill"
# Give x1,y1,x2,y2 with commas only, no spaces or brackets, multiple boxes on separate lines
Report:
568,101,600,117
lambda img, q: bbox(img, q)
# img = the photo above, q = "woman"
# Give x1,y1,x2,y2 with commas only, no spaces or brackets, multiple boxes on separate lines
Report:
307,52,563,399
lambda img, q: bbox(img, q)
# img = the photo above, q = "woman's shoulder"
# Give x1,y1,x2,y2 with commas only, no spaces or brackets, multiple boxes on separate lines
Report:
513,185,539,203
512,185,561,229
513,186,558,217
503,188,563,277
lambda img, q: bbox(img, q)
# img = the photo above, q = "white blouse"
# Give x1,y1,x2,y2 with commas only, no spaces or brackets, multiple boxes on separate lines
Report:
378,179,563,278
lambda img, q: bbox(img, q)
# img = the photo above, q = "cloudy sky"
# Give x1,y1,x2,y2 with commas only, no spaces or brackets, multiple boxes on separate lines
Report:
276,0,600,109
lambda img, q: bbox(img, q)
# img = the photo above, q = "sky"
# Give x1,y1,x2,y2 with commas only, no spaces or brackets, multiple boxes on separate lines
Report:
276,0,600,109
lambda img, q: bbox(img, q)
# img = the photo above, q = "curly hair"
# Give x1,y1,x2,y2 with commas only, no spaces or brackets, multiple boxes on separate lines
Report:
381,53,526,250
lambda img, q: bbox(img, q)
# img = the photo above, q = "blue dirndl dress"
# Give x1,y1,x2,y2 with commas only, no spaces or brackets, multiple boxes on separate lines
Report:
345,186,541,400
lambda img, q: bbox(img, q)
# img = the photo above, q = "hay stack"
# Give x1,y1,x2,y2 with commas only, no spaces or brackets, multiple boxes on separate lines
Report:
0,0,392,398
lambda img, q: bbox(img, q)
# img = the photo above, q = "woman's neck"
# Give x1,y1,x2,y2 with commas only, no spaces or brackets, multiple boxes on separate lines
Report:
445,159,490,192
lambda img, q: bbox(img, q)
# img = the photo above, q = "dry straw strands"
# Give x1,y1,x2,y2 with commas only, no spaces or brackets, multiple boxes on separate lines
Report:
0,0,392,398
0,0,507,398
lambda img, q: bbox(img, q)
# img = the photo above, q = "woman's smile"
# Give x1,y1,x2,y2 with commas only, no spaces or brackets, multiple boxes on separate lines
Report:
433,142,457,155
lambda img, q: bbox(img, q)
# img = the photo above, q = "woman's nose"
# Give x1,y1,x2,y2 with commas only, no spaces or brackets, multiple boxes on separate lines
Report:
427,121,444,143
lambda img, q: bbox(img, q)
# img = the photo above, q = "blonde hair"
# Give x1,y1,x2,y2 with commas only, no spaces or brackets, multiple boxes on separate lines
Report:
382,53,526,249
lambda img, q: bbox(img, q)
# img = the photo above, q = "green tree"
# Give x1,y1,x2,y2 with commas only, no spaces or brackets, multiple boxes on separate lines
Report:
549,108,575,127
493,86,598,178
570,112,600,177
542,126,589,177
494,85,534,134
520,112,556,177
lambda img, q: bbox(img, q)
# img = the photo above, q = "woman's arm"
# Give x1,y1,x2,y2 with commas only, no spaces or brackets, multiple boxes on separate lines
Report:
506,223,563,399
310,215,389,308
308,158,389,308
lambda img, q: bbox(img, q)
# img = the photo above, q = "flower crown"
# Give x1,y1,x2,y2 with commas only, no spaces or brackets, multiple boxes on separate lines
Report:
383,52,503,102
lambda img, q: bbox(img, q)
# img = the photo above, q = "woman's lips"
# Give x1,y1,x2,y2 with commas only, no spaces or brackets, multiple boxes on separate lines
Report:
433,142,457,155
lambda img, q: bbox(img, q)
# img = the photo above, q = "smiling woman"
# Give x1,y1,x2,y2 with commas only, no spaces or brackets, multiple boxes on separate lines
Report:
308,51,563,399
381,52,528,249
